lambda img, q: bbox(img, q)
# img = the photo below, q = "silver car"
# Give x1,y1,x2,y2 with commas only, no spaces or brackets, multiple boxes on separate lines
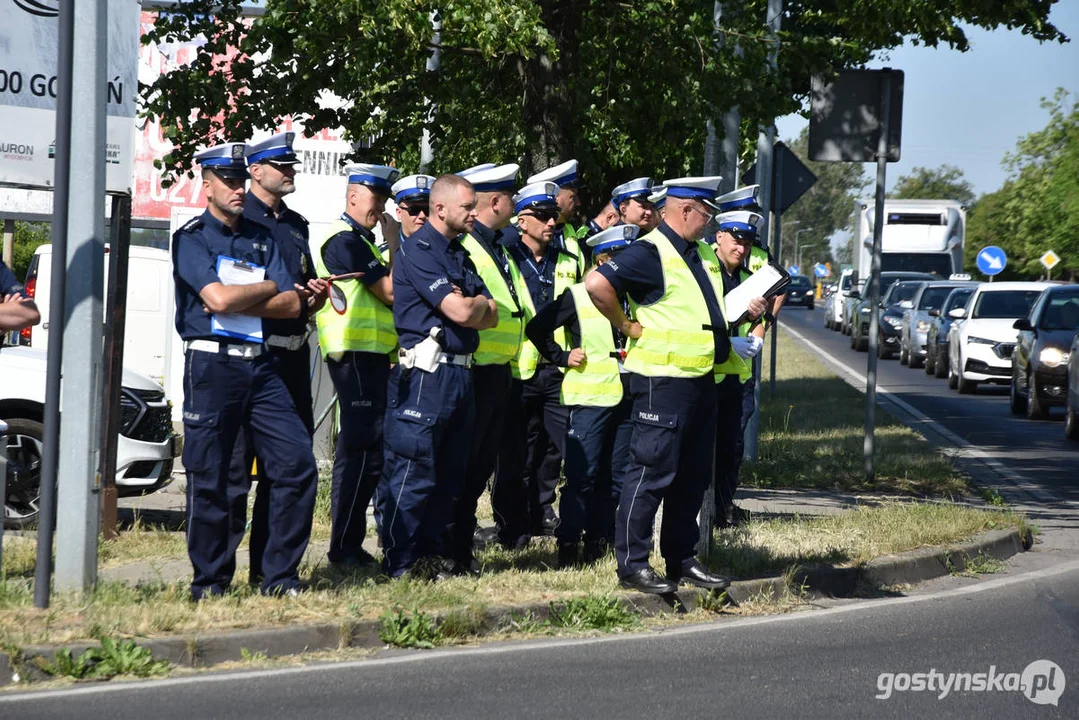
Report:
899,281,979,368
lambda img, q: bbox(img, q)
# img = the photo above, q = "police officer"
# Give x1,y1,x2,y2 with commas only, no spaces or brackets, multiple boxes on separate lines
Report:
580,198,621,242
0,259,39,332
610,177,656,231
312,162,399,569
233,131,326,586
505,160,587,272
498,181,582,539
525,224,639,568
446,163,530,572
172,143,318,599
710,185,781,527
646,186,667,231
393,173,436,249
378,174,497,579
585,176,755,594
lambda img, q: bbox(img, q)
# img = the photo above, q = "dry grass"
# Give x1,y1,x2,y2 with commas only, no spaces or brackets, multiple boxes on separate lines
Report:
746,327,969,496
0,502,1025,648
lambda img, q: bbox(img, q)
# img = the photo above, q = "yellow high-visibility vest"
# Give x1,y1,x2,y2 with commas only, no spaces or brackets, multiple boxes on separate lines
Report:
623,229,749,379
460,232,524,366
310,218,396,357
510,247,579,380
559,282,624,407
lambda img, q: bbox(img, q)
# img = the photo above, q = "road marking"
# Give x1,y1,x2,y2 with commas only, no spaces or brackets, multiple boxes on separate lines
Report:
4,559,1079,703
779,321,1058,508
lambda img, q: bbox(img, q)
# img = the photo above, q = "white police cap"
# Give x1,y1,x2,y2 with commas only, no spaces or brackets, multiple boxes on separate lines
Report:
457,163,496,176
716,210,764,239
662,176,724,207
391,174,436,203
245,131,299,165
343,163,399,196
463,163,519,193
513,181,559,213
611,177,654,207
194,142,250,179
647,185,668,208
586,224,639,254
526,159,579,188
716,184,760,213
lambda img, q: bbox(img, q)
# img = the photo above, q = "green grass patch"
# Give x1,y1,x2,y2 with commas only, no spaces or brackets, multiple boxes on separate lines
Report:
747,327,970,496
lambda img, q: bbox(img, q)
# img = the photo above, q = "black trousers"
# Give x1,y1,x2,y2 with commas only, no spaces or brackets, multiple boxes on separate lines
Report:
714,375,756,513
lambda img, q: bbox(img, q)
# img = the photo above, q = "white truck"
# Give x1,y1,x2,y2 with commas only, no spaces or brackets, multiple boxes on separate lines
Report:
853,199,966,280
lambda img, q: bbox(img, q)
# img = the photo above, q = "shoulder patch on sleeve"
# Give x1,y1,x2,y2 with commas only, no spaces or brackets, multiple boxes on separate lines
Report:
180,217,203,233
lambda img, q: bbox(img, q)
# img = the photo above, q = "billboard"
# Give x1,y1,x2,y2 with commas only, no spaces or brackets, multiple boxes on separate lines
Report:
0,0,140,193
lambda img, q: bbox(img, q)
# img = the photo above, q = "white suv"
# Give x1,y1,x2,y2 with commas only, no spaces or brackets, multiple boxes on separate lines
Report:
1,345,181,528
947,281,1054,394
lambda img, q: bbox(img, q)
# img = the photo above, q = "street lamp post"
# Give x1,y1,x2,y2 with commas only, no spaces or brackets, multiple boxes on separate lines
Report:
798,243,820,270
794,227,814,269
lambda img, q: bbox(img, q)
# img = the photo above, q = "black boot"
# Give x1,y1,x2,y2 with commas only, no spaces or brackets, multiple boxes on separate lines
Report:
557,543,580,569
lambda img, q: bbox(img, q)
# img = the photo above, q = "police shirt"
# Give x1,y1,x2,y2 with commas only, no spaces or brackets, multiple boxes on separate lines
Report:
595,221,730,363
0,260,25,297
171,210,293,341
392,220,491,354
321,214,389,288
243,192,315,338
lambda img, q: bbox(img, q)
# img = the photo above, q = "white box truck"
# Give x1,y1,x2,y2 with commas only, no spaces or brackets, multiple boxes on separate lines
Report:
853,199,966,279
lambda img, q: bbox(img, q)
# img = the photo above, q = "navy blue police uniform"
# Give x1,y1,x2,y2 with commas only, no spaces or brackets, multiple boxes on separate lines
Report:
230,190,316,584
321,211,392,566
499,222,579,535
377,219,490,577
595,219,730,586
173,197,318,599
1,260,25,296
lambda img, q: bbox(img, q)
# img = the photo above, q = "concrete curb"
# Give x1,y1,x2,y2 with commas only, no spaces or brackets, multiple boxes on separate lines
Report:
0,527,1026,687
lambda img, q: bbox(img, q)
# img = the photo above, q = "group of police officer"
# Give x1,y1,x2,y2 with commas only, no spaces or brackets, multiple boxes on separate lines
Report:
171,132,782,599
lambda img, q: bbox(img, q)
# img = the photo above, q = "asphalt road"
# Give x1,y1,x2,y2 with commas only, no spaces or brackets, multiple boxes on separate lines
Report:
777,305,1079,530
3,559,1076,719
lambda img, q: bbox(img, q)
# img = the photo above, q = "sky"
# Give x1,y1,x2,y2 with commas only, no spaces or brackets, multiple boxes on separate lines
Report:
777,2,1079,198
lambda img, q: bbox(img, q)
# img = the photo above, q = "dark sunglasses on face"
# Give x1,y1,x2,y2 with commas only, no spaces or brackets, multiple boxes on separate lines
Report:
401,204,429,216
521,209,559,223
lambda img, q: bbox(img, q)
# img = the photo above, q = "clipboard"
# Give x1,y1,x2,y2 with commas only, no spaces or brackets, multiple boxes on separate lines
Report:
723,261,791,326
211,255,266,342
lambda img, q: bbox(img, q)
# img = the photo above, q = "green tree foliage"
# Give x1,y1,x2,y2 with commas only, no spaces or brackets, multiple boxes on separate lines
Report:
140,0,1065,210
889,164,976,206
10,222,50,283
777,127,868,268
966,89,1078,280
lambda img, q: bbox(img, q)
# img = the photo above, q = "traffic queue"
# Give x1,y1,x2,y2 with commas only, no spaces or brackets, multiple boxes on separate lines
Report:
170,132,788,601
820,270,1079,441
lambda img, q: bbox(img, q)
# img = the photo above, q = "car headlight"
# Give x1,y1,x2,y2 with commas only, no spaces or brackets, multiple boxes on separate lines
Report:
916,320,930,333
860,307,870,314
882,315,903,328
1039,347,1070,368
967,336,996,345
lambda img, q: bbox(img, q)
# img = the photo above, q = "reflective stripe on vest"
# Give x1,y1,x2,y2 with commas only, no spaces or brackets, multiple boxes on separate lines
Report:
624,230,748,379
510,248,579,380
715,267,754,383
461,233,523,366
560,283,624,407
310,219,396,356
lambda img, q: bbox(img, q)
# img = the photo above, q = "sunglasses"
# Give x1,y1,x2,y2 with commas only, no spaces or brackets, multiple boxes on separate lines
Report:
400,204,429,217
521,209,560,223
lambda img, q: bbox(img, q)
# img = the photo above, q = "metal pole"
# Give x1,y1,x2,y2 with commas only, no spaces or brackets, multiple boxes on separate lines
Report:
766,145,784,401
418,10,441,173
100,195,132,541
864,71,893,482
2,219,13,269
34,0,76,610
745,0,782,461
54,0,107,594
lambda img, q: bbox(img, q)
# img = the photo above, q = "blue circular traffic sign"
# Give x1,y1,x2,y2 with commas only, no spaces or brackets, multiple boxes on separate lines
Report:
976,246,1007,276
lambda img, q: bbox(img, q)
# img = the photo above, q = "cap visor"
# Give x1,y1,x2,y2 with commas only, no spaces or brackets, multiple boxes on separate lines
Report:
211,167,250,179
266,155,301,166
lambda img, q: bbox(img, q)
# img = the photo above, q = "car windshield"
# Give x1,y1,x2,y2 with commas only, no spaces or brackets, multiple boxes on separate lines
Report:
918,286,958,311
789,276,811,289
880,253,952,277
942,287,975,313
1039,294,1079,331
883,281,921,306
972,290,1043,319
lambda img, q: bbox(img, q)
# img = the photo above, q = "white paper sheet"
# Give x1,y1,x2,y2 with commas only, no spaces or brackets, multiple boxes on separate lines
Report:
211,256,266,342
724,264,788,325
